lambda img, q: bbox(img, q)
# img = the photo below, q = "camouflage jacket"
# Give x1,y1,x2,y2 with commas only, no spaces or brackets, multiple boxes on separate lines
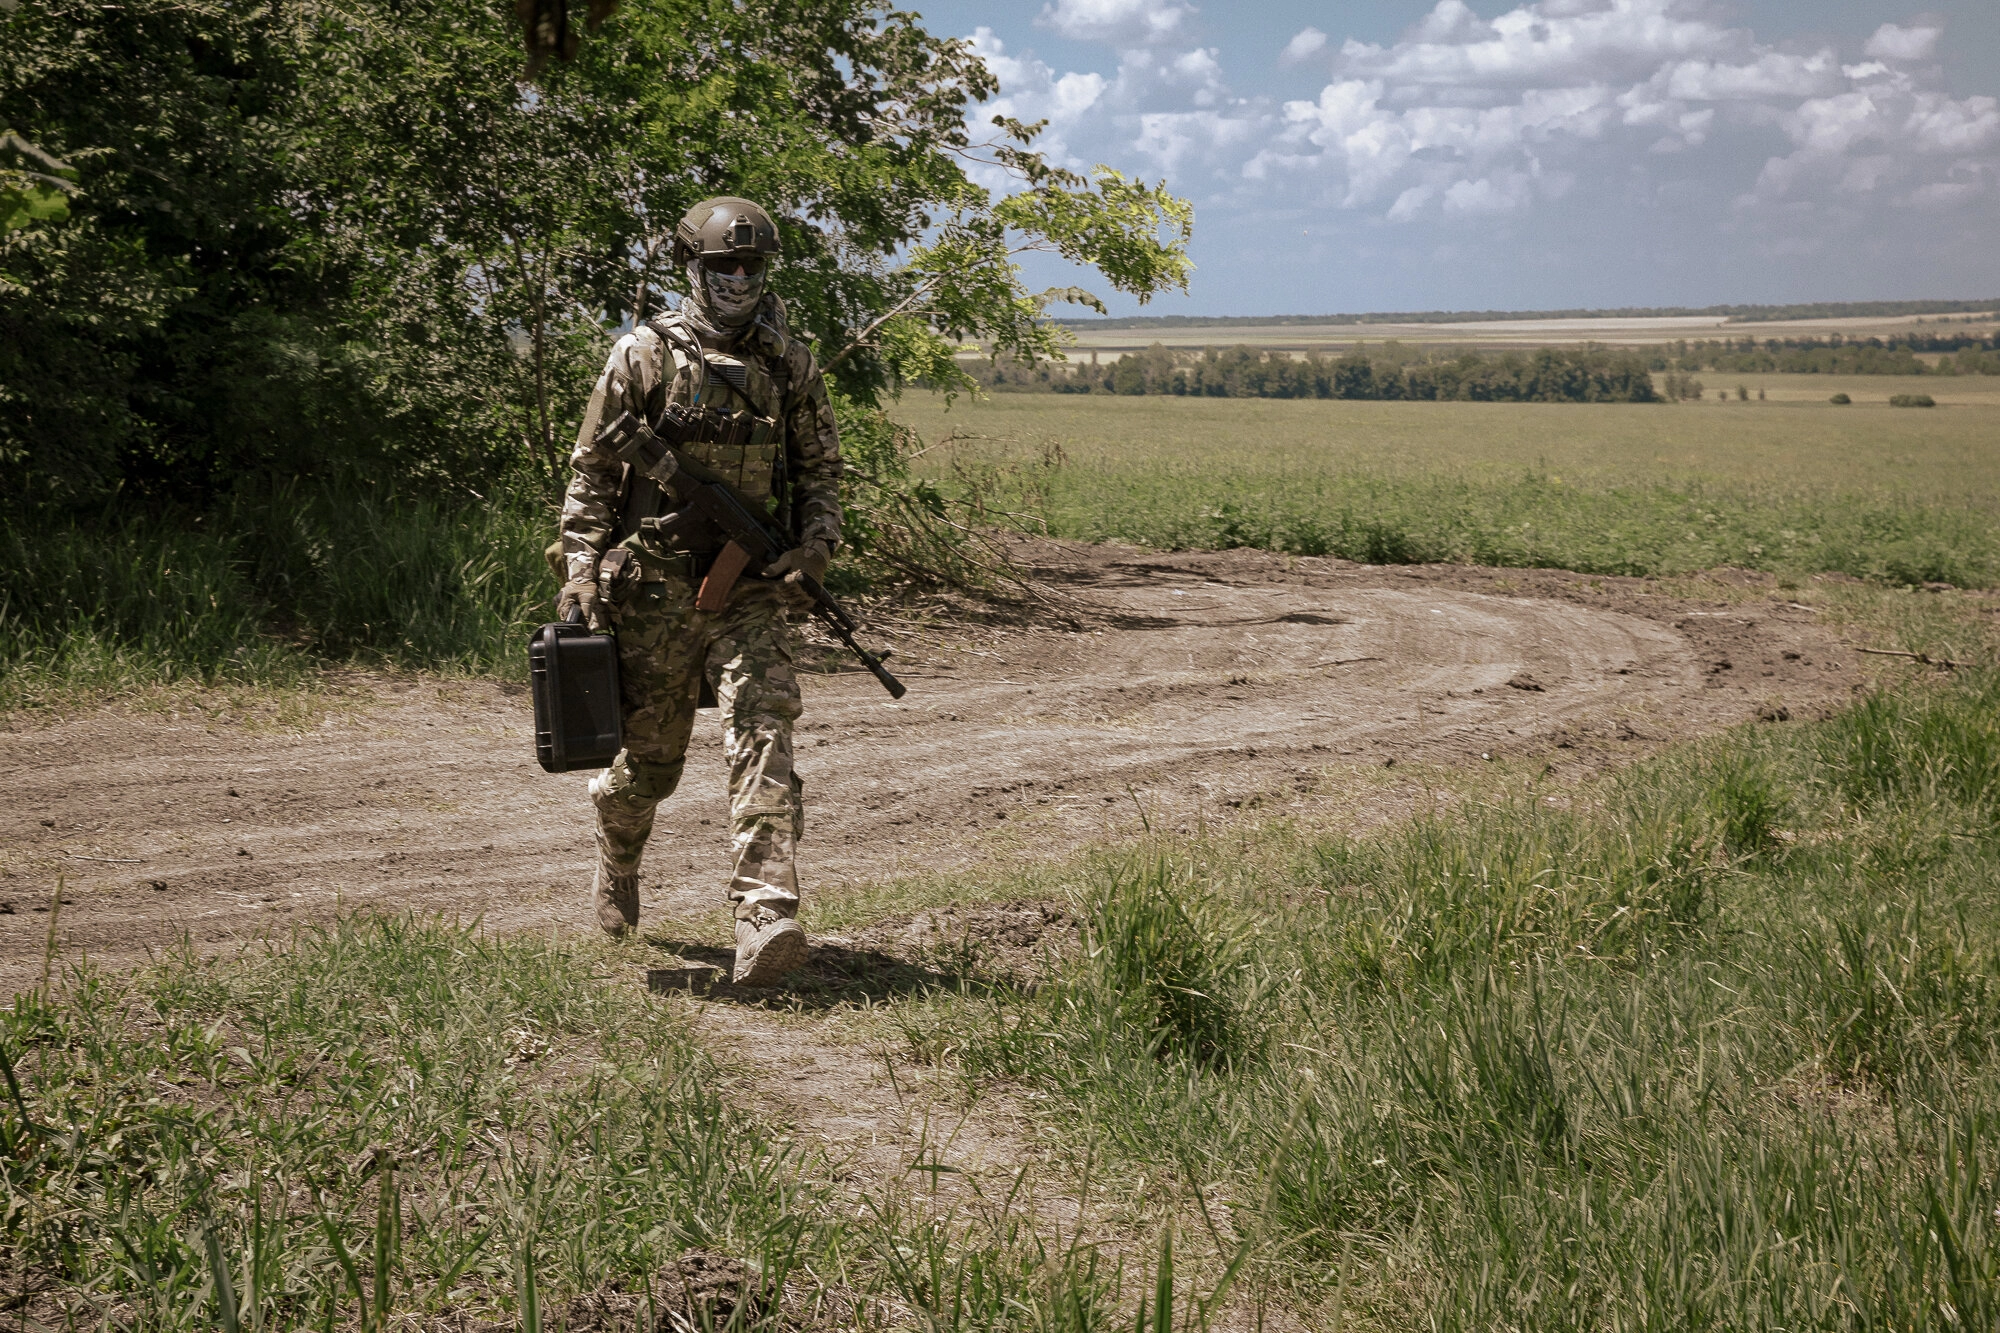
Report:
559,295,843,584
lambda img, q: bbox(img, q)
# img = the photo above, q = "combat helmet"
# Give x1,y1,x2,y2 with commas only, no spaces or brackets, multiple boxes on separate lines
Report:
676,197,781,329
674,197,781,264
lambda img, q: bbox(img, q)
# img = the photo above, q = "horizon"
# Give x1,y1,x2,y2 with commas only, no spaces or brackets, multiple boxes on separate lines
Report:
1050,297,2000,326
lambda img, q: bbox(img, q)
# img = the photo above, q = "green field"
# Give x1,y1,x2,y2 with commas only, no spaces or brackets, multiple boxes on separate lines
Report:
892,381,2000,585
889,666,2000,1326
12,383,2000,1326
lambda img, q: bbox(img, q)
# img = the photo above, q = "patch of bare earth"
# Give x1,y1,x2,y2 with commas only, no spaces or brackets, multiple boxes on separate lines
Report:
0,542,1865,1292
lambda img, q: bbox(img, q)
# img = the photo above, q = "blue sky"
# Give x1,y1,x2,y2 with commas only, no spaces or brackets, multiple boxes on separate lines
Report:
911,1,2000,315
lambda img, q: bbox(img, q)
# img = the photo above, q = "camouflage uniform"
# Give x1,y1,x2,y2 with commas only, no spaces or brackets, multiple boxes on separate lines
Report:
561,292,842,924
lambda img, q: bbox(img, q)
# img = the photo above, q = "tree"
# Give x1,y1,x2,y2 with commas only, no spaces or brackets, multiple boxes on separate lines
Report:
0,132,75,235
1,0,317,508
2,0,1193,516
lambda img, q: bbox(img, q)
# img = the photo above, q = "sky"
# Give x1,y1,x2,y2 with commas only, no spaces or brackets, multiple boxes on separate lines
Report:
908,0,2000,316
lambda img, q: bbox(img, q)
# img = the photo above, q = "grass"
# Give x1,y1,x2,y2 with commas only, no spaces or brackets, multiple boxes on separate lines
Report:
9,383,1996,713
2,918,811,1326
0,478,556,713
0,915,1227,1329
885,663,2000,1327
892,388,2000,587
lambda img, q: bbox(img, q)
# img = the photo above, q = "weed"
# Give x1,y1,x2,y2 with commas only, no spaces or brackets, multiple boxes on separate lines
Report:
896,668,2000,1323
1703,751,1790,856
0,916,816,1326
3,913,1243,1330
1079,859,1267,1069
1818,670,2000,821
1790,896,1999,1089
0,478,552,710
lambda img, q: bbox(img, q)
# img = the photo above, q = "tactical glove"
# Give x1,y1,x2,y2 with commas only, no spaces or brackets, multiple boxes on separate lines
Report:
761,541,831,609
556,577,609,633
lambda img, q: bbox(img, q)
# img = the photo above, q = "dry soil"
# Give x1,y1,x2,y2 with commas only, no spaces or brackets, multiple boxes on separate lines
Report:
2,542,1863,995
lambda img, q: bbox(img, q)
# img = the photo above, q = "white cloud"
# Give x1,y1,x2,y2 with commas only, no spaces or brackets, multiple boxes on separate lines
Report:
1444,172,1537,214
1409,0,1490,45
1904,92,2000,154
1651,51,1841,102
967,0,1998,304
965,27,1105,182
1281,27,1327,64
1741,76,2000,210
1243,0,2000,223
1864,23,1941,62
1338,0,1731,90
1039,0,1194,47
1134,108,1259,175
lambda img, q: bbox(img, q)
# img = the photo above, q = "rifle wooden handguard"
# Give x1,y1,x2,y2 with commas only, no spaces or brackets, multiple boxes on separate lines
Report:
696,540,752,612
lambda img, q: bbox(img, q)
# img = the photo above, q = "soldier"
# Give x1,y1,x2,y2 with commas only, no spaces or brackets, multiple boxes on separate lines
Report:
556,196,842,985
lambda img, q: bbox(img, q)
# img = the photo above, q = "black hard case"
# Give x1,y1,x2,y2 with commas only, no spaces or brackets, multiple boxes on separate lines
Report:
528,620,623,773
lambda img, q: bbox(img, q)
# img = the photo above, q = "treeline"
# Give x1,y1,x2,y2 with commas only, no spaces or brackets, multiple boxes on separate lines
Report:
1660,334,2000,376
971,343,1660,403
0,0,1011,514
1060,298,2000,330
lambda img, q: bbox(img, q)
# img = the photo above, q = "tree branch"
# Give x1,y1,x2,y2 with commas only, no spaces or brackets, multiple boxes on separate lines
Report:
821,240,1057,374
822,272,948,373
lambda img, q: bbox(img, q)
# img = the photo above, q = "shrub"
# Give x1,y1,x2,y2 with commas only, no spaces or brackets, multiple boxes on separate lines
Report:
1890,393,1937,408
1793,903,1999,1087
1830,392,1852,404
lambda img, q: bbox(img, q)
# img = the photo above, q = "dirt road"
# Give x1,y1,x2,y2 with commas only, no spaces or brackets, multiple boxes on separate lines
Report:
1,544,1861,996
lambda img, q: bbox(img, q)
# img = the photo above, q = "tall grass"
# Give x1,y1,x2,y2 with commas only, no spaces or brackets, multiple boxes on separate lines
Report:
0,479,553,708
1,917,822,1326
895,668,2000,1326
1,914,1237,1328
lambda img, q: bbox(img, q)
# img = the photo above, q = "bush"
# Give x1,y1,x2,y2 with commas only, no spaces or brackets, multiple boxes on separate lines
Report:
1818,670,2000,818
1890,393,1937,408
1079,858,1268,1069
0,479,553,706
1829,392,1852,404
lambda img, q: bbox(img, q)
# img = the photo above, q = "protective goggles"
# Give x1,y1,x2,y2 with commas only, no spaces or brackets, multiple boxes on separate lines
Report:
699,254,768,277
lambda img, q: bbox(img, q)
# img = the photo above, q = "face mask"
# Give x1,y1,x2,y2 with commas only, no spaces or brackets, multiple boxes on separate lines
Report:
694,258,764,325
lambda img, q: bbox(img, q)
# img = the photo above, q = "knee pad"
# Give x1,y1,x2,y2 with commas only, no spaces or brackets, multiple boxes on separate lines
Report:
590,754,685,806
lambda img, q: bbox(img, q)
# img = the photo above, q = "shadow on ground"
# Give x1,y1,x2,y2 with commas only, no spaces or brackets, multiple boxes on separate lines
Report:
641,901,1072,1010
639,937,1009,1010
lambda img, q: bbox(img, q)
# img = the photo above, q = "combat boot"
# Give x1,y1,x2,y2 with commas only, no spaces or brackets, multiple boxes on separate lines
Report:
592,858,639,938
733,906,807,985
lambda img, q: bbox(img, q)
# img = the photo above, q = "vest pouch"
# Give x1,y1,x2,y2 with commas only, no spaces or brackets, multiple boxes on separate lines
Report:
676,411,782,501
529,618,623,773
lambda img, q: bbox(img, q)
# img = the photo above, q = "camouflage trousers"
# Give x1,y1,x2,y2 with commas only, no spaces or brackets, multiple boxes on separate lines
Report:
589,543,805,921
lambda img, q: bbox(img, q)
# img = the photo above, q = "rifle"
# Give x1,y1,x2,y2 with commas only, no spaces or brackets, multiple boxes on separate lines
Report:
594,409,907,699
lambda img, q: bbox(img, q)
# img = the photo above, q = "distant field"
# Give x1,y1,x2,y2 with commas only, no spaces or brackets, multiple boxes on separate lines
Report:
891,383,2000,585
1056,314,2000,357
